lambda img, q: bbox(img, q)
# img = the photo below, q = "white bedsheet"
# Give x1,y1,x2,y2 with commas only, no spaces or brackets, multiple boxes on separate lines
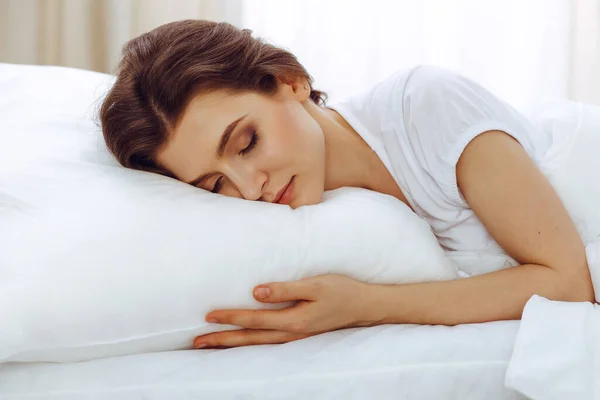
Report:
505,294,600,400
505,239,600,400
0,322,526,400
503,99,600,399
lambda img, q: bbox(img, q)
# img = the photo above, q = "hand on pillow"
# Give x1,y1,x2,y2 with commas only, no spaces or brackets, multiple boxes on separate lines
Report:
194,274,375,349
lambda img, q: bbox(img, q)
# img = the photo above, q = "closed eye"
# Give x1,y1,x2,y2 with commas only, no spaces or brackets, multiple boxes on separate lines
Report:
239,131,259,156
211,176,224,193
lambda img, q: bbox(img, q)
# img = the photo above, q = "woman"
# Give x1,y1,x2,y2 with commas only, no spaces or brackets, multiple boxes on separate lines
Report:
100,19,595,349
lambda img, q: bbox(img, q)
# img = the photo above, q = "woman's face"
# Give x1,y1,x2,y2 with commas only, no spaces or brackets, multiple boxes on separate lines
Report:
157,81,326,209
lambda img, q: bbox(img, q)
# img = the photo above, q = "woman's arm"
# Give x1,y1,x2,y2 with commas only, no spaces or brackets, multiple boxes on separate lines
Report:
369,130,594,326
193,130,595,348
369,262,590,326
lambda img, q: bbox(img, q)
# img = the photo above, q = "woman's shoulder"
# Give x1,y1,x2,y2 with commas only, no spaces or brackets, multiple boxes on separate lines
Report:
337,65,479,128
329,66,421,130
370,64,467,100
401,65,499,114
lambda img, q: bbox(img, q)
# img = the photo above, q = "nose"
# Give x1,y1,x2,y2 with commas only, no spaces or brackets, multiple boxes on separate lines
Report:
226,166,267,201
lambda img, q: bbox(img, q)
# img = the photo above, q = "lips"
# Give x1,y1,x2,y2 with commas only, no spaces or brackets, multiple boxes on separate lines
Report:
274,176,295,205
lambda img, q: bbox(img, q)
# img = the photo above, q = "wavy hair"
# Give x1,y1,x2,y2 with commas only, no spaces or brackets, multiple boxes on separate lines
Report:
99,19,327,176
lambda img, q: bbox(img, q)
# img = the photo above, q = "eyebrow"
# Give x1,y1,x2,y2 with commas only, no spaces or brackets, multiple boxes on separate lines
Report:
187,113,248,187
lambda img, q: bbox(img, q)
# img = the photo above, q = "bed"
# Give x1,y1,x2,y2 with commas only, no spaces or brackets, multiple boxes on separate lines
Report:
0,321,525,399
0,61,538,400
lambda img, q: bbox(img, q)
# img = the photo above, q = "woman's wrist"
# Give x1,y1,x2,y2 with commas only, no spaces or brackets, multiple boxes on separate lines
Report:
355,282,400,327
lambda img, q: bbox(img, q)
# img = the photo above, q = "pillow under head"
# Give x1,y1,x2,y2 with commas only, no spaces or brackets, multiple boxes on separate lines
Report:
0,63,459,363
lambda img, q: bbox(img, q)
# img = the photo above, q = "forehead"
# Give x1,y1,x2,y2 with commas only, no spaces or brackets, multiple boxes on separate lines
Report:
177,90,253,133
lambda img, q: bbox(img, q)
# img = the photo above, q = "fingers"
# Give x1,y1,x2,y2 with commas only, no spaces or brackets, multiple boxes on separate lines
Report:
204,278,323,331
253,279,321,303
206,302,312,331
194,329,312,349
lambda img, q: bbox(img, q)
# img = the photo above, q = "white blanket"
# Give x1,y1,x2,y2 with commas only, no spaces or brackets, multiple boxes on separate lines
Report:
504,101,600,399
505,241,600,400
0,322,525,400
505,293,600,400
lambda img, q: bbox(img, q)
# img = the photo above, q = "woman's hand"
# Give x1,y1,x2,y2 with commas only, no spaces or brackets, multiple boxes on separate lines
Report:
193,274,379,349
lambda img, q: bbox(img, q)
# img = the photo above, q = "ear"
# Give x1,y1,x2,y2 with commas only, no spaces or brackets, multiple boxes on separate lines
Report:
277,77,311,101
293,79,311,99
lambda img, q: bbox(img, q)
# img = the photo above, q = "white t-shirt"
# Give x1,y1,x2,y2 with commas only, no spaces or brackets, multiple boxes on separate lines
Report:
328,65,555,266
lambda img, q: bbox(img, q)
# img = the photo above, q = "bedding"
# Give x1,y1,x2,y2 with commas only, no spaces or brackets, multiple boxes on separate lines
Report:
3,60,599,399
0,321,526,400
0,62,459,363
532,100,600,300
505,295,598,400
505,101,600,400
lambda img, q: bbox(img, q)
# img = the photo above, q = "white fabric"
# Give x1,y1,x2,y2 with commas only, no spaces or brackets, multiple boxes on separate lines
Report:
328,71,600,398
0,62,460,363
530,101,600,257
329,65,555,276
505,295,600,400
242,0,573,110
4,61,599,397
0,321,526,400
502,102,600,399
528,100,600,300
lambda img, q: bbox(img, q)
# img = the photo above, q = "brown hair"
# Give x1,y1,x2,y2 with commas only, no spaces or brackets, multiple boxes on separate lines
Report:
99,19,327,177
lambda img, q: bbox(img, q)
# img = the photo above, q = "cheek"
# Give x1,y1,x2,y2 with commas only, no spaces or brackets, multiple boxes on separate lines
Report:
260,125,303,166
257,134,292,169
268,128,320,171
262,105,325,173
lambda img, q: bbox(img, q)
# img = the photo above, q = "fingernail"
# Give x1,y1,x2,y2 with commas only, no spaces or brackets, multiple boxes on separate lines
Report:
254,287,271,299
206,317,219,323
195,342,207,349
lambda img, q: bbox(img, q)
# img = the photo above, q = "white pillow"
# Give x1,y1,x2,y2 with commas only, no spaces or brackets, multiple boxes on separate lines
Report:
530,100,600,245
0,63,459,363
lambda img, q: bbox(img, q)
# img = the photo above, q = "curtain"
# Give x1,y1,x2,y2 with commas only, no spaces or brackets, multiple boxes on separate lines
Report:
0,0,598,106
0,0,242,73
241,0,573,109
569,0,600,105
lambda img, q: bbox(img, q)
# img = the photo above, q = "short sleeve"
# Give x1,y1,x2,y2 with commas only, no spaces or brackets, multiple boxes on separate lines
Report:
402,65,538,207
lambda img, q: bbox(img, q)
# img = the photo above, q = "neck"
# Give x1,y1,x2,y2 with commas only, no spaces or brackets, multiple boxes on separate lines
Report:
308,104,374,190
303,100,410,206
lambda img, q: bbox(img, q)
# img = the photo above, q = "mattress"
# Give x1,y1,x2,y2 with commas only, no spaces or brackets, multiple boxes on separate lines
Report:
0,321,526,400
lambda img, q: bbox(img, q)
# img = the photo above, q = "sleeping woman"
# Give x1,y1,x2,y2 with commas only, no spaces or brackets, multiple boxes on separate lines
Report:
99,19,595,349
